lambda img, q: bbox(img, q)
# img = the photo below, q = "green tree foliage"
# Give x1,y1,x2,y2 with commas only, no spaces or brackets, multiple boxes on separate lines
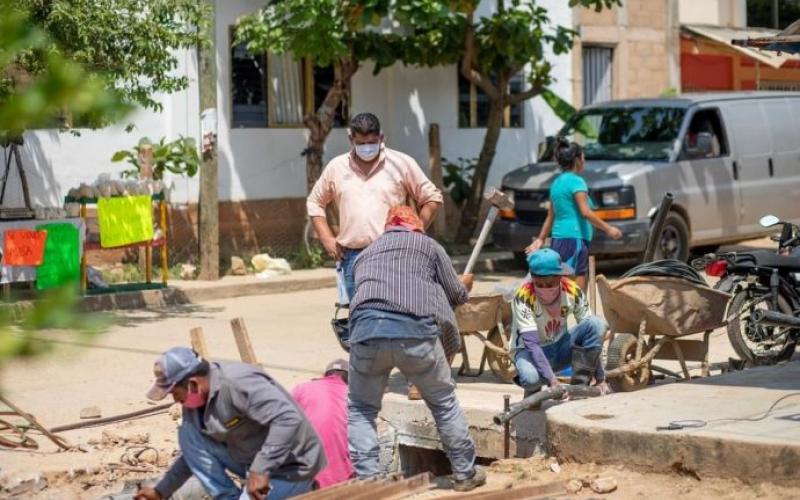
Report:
237,0,617,241
0,0,120,367
2,0,208,124
0,3,131,136
236,0,400,194
460,0,618,242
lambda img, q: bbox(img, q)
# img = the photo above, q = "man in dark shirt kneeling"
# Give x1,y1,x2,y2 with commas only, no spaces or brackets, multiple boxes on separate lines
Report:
135,347,325,500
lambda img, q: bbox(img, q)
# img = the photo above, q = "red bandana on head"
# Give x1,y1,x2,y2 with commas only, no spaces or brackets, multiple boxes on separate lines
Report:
385,206,424,233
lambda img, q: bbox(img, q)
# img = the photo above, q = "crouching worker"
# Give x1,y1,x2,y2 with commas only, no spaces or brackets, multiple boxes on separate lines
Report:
511,249,610,396
135,347,325,500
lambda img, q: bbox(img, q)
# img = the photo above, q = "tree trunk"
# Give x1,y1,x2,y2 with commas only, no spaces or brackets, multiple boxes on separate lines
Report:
303,60,357,194
455,98,505,244
428,123,446,240
197,0,219,280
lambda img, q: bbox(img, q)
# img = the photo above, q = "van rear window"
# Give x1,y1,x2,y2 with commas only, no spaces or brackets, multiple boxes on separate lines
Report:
560,107,685,161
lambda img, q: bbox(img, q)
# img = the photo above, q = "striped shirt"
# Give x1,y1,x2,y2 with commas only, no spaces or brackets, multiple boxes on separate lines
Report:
350,229,469,342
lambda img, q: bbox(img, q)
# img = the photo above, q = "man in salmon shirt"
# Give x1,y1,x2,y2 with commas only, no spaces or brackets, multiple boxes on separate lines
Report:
306,112,443,301
291,359,353,488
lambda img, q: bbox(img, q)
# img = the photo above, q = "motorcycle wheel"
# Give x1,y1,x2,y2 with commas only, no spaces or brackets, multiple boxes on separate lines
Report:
727,289,797,363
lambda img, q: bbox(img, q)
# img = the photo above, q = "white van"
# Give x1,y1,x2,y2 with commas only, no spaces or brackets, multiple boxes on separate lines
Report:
493,92,800,261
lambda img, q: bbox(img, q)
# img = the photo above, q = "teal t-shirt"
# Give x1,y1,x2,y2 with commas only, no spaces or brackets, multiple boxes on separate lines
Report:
550,171,594,241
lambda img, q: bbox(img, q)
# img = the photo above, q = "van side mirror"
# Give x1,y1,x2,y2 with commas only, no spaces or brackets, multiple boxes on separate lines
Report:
760,215,781,228
538,136,555,161
684,131,713,158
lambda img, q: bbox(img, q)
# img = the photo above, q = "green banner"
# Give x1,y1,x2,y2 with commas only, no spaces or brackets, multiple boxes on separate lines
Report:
36,223,80,290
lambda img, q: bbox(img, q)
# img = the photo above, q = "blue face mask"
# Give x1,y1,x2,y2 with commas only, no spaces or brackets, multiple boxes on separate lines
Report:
354,143,380,162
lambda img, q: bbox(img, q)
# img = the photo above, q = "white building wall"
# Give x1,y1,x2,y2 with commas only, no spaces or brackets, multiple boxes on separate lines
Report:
8,0,573,209
10,50,200,208
679,0,747,28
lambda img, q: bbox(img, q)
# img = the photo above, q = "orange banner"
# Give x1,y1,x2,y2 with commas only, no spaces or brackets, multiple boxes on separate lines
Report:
3,230,47,266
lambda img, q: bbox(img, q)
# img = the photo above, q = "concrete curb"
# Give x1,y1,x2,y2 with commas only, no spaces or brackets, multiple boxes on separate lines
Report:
83,275,337,312
545,362,800,485
547,416,800,484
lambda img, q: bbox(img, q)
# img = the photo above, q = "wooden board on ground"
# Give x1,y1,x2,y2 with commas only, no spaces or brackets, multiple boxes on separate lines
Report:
230,317,258,365
190,327,209,359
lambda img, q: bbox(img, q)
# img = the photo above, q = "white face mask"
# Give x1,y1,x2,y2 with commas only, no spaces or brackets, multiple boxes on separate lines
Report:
354,143,380,162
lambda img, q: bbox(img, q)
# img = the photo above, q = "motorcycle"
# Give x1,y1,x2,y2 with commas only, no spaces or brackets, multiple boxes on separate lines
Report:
695,215,800,364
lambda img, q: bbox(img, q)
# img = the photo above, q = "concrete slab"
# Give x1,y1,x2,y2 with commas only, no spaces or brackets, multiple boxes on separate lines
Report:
546,360,800,484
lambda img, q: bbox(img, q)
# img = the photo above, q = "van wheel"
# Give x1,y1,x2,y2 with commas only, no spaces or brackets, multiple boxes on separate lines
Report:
691,244,720,259
513,251,528,269
655,212,690,262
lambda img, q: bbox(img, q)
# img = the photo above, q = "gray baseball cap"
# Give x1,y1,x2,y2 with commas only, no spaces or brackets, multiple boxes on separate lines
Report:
146,347,203,401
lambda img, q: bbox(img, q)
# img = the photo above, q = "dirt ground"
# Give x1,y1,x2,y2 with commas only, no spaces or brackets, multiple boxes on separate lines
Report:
5,432,800,499
2,237,795,499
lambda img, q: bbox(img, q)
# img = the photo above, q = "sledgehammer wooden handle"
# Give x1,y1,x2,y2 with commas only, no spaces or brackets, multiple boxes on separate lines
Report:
464,206,499,275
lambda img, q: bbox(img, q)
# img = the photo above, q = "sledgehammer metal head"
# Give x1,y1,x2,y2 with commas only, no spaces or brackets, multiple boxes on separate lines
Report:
485,188,514,211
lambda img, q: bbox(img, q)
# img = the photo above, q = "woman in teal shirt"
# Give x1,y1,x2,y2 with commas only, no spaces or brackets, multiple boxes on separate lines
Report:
526,139,622,290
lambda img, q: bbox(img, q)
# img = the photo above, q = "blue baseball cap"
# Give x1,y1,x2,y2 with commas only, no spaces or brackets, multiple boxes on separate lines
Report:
146,347,203,401
527,248,574,277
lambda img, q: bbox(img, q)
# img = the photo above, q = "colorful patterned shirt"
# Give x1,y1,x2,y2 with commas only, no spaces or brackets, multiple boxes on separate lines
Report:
510,277,589,354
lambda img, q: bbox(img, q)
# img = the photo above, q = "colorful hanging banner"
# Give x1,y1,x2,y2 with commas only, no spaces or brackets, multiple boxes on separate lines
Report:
97,195,154,248
3,229,47,266
36,223,80,290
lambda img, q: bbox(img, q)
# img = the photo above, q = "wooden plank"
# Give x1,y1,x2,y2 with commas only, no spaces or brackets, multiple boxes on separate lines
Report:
456,480,565,499
292,479,378,500
351,474,432,500
160,200,168,285
292,474,432,500
230,317,258,365
190,327,209,359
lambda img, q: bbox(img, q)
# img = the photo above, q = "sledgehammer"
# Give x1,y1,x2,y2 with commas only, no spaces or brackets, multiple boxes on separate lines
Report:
463,189,515,275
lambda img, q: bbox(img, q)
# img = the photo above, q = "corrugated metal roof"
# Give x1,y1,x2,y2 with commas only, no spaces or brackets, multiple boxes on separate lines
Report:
731,18,800,55
682,23,800,68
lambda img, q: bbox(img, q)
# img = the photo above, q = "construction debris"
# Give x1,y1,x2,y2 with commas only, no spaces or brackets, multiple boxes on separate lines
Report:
80,406,103,420
179,264,197,280
590,476,619,494
4,476,47,497
566,478,583,494
231,256,247,276
99,431,149,448
168,404,182,422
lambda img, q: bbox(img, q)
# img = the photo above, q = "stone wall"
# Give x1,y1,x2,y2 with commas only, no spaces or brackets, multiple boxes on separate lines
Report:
572,0,680,104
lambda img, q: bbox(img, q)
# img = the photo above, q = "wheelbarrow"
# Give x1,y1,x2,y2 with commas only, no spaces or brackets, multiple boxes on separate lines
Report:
454,293,515,382
597,274,731,392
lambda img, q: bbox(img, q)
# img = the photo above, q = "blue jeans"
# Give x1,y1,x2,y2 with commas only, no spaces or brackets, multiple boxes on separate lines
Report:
341,248,362,300
347,335,476,481
514,316,606,390
178,423,315,500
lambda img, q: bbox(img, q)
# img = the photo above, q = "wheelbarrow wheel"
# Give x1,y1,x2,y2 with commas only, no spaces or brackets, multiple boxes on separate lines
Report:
606,333,650,392
486,326,516,383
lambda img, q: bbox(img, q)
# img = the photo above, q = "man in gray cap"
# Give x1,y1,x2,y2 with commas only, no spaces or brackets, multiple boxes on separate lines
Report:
134,347,325,500
290,359,353,488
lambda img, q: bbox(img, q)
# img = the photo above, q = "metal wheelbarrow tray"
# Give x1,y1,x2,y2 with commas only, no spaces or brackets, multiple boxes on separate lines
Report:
597,274,731,391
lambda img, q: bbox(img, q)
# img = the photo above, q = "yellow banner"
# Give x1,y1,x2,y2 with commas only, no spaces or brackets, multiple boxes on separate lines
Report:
97,195,154,248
